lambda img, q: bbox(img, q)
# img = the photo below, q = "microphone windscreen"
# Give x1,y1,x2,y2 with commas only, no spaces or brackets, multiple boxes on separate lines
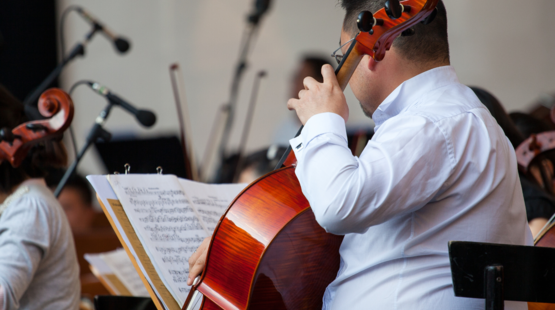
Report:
136,110,156,127
114,37,130,53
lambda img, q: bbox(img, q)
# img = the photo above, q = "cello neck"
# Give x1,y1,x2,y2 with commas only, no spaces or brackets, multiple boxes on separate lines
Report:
335,39,366,91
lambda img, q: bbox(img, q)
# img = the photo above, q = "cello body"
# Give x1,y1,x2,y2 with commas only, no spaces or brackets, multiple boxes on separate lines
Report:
194,165,343,309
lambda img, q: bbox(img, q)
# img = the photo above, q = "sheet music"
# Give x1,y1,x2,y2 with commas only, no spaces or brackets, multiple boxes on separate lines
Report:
101,249,151,296
87,175,172,310
107,174,207,306
178,178,247,232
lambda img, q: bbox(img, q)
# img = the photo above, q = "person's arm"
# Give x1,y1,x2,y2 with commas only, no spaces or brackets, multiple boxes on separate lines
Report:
287,65,453,235
0,196,51,310
289,112,452,235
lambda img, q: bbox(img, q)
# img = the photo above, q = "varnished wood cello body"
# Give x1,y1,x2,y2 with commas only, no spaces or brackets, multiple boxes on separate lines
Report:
183,1,440,309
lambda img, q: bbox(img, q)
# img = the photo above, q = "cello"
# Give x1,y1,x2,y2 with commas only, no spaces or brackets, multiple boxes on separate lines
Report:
0,88,74,167
183,1,439,309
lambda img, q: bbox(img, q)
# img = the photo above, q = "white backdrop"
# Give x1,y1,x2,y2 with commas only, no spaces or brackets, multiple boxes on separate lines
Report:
56,0,555,178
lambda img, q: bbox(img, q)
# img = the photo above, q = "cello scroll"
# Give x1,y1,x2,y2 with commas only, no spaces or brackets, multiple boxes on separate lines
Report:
0,88,74,167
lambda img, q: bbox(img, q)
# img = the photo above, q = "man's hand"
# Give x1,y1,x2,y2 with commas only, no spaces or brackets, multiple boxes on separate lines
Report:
187,237,210,286
287,64,348,125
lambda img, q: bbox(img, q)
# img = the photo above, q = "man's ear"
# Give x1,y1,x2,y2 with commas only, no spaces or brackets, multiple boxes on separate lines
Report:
367,55,378,71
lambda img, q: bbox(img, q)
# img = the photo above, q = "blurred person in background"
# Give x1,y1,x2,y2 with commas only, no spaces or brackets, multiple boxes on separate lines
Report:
273,55,333,146
46,171,97,235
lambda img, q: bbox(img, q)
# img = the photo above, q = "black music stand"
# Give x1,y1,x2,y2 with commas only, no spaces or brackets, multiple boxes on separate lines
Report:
448,241,555,310
94,296,156,310
94,136,188,178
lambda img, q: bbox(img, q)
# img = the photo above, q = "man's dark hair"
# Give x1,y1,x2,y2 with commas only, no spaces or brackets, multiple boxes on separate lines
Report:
340,0,450,65
302,56,333,83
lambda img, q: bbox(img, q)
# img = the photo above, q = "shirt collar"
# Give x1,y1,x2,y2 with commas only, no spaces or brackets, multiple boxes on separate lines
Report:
20,178,46,188
372,66,460,130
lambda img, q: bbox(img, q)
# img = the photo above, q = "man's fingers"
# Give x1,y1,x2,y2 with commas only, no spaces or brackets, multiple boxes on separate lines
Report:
321,64,339,87
187,238,210,285
303,76,318,90
187,257,206,285
188,238,207,267
287,98,299,111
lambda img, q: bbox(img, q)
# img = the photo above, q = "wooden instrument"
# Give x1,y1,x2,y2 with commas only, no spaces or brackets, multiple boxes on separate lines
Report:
528,217,555,310
0,88,74,167
183,1,439,309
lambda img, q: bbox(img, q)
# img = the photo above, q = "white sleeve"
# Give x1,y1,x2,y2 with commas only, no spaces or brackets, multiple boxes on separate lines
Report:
290,112,454,235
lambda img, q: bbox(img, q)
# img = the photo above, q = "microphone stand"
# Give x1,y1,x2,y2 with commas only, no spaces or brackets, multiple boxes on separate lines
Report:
23,24,102,116
54,102,113,198
215,15,264,181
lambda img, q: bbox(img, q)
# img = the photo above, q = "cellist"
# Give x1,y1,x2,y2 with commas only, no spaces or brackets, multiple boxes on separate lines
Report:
0,85,80,309
189,1,532,309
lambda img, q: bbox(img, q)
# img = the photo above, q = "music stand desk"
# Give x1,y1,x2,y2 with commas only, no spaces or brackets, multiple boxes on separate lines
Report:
449,241,555,310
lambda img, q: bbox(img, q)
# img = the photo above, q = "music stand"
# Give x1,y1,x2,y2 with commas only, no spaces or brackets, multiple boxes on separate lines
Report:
94,136,188,178
448,241,555,310
94,296,156,310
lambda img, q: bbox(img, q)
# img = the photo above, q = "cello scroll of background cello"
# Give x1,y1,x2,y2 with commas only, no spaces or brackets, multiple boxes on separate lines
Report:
0,88,74,167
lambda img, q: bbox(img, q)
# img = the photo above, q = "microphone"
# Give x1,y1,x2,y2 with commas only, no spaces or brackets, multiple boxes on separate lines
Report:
75,7,131,53
248,0,272,25
87,82,156,127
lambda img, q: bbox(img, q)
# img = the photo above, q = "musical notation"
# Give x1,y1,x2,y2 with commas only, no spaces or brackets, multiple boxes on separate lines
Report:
124,187,184,197
129,197,188,207
155,246,198,255
139,215,201,225
168,268,189,283
133,206,194,214
144,224,202,233
149,233,205,243
161,255,188,265
107,174,247,305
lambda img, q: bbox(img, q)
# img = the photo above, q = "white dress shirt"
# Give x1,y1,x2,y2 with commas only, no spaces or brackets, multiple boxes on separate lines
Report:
290,66,532,310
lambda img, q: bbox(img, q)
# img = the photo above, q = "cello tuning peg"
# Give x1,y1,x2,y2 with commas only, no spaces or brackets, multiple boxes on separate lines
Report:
25,123,48,132
357,11,384,34
357,11,374,32
0,128,21,146
385,0,403,19
421,8,438,25
401,28,416,37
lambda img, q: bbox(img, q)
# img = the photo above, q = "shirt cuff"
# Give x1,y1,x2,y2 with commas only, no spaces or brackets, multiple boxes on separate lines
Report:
289,112,348,159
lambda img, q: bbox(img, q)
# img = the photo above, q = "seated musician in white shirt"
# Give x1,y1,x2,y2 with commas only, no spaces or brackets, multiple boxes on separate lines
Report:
189,1,532,309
